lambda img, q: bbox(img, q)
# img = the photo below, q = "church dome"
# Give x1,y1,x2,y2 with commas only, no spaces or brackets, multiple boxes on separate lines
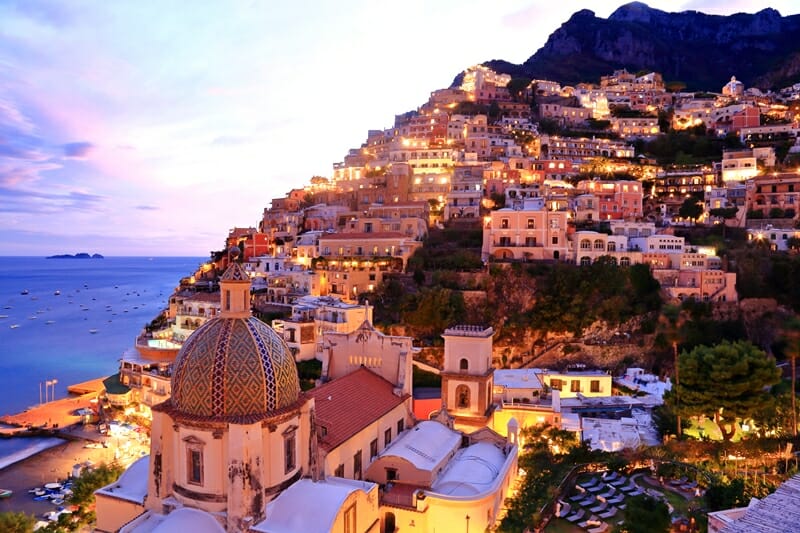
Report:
171,316,300,419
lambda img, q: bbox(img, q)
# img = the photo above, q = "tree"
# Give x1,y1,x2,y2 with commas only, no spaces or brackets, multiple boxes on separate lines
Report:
620,494,670,533
678,196,704,224
709,207,738,239
0,512,35,533
69,462,125,506
670,340,781,440
783,317,800,437
506,77,532,101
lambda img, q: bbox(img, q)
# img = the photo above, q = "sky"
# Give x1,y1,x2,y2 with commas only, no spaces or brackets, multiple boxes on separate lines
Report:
1,1,798,256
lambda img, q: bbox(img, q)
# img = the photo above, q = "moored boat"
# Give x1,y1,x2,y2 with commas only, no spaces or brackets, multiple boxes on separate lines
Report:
0,488,13,498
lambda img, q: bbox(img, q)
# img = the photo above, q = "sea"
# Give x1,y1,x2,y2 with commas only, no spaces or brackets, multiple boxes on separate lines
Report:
0,256,201,465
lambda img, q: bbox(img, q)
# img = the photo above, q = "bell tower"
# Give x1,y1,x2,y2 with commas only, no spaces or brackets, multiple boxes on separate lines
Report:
440,325,494,430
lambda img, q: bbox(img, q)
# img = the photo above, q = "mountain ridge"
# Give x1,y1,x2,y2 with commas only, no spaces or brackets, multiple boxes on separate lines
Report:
469,3,800,90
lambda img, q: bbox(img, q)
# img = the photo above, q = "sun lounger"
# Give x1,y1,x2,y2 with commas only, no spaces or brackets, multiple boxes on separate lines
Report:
565,508,585,523
588,483,605,493
598,486,616,498
556,501,571,518
669,476,688,486
602,471,620,482
578,495,597,506
599,507,618,519
628,487,644,496
619,481,638,493
681,480,698,490
610,476,628,487
606,494,625,505
589,501,608,513
569,491,586,502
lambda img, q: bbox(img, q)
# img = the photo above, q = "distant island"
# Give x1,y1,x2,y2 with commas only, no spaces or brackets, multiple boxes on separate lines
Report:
46,253,104,259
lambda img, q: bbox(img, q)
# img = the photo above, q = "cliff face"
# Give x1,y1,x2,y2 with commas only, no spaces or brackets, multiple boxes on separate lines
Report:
480,2,800,90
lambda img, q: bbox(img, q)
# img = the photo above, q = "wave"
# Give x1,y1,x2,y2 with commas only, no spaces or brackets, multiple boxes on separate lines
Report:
0,437,66,471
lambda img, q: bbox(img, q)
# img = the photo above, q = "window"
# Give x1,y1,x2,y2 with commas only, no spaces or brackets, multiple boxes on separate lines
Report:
284,432,296,473
550,379,562,391
525,237,537,247
224,290,231,311
344,504,356,533
500,218,509,229
384,427,392,447
184,436,205,486
570,380,580,393
188,449,203,485
580,256,591,266
370,438,378,460
527,218,535,229
552,236,558,245
335,464,344,477
590,380,601,393
354,450,363,480
386,468,398,482
456,384,470,408
397,419,404,435
459,358,469,372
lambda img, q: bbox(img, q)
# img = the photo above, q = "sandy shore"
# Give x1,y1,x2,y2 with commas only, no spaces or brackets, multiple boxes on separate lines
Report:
0,438,115,517
1,392,101,434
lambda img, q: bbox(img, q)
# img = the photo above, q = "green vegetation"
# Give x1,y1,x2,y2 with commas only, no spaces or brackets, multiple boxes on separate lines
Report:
407,227,483,272
296,359,322,391
529,260,662,335
677,196,704,223
0,512,36,533
70,463,125,506
620,494,670,533
500,425,602,532
668,340,781,440
635,130,743,165
412,365,441,388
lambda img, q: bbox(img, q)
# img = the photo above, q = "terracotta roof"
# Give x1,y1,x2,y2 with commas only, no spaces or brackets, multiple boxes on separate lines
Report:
309,367,409,452
319,232,407,240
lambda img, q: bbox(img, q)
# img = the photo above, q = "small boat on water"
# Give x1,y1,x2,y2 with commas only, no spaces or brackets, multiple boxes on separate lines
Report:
0,488,12,498
10,324,20,329
46,320,55,325
0,314,7,319
89,329,98,334
54,290,60,296
20,289,29,295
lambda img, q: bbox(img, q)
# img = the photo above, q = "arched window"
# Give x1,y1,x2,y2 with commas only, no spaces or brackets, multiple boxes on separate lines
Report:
607,241,617,252
594,239,605,250
620,257,631,267
456,385,470,409
580,239,591,250
459,358,469,372
580,256,592,266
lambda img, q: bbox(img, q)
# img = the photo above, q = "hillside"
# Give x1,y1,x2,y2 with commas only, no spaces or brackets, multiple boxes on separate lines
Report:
472,2,800,90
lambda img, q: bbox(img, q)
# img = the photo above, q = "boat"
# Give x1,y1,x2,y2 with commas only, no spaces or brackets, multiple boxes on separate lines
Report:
10,324,20,329
54,290,60,296
0,488,12,498
20,289,29,295
89,329,98,334
46,320,55,325
0,315,7,319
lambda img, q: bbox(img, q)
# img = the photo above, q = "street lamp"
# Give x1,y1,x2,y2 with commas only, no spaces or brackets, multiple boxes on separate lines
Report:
41,378,58,403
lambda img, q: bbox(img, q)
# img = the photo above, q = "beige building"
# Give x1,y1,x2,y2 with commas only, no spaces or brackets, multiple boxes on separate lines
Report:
97,265,520,533
482,201,571,261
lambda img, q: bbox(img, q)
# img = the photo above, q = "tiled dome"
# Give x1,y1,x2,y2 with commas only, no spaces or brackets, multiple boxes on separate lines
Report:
171,316,300,419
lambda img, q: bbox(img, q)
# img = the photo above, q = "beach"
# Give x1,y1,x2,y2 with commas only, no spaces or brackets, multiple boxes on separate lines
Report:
0,438,115,517
0,377,148,519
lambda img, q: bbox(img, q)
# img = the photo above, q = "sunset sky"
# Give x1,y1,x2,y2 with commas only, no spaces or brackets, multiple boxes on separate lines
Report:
1,0,797,256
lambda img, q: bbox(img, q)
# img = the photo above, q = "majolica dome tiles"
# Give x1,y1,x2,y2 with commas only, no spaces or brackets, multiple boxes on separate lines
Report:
171,317,300,419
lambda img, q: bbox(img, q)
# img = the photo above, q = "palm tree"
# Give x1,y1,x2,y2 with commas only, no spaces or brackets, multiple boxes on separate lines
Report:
658,304,688,436
783,317,800,437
